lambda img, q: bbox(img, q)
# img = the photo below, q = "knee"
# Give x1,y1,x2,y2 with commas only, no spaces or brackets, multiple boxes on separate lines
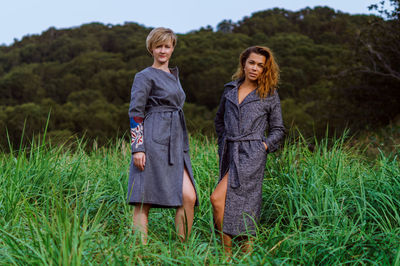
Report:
183,191,197,206
210,193,220,209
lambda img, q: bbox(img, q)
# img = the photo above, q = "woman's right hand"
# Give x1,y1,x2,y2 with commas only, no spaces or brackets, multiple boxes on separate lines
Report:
262,142,268,151
133,152,146,171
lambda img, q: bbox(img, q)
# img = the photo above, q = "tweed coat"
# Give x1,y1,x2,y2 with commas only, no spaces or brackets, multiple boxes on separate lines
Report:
127,66,198,207
214,79,285,236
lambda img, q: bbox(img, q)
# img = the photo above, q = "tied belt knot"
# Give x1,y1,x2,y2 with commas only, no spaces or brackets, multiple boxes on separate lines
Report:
225,132,262,189
146,105,189,165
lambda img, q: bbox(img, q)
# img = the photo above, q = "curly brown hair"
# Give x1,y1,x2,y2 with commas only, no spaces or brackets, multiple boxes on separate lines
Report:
232,46,280,98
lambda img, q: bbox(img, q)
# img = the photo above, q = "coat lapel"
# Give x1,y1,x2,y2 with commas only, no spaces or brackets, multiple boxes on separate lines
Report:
225,79,261,107
224,80,240,106
240,90,260,106
225,86,238,106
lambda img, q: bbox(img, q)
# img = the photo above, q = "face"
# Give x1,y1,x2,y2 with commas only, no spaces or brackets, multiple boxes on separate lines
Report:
152,40,174,65
243,52,266,82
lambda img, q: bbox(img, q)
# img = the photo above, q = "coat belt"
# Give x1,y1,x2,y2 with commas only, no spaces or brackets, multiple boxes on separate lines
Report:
224,132,262,189
146,106,189,165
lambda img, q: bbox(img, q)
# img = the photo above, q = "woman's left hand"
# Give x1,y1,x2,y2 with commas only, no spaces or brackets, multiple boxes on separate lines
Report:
262,142,268,151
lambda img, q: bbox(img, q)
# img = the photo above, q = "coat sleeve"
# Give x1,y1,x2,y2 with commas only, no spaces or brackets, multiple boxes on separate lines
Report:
214,88,228,142
128,72,152,154
262,92,285,154
214,88,229,158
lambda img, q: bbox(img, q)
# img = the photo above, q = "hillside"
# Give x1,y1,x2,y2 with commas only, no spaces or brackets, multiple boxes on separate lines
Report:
0,6,399,148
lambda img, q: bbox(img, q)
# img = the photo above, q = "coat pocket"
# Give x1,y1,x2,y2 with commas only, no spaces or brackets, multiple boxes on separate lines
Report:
151,112,171,146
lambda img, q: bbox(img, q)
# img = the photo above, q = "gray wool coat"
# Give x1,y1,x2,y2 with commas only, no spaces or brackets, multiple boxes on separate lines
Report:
127,66,198,207
215,79,285,236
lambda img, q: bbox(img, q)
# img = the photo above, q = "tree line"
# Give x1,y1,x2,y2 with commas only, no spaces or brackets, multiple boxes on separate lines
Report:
0,3,399,149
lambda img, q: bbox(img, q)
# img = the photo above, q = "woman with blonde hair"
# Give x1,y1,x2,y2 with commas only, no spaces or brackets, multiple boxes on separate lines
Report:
211,46,285,254
127,27,198,244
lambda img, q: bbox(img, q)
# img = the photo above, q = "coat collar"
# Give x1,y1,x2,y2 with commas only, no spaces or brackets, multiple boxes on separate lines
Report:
224,79,240,89
148,66,179,81
224,79,261,106
240,89,260,106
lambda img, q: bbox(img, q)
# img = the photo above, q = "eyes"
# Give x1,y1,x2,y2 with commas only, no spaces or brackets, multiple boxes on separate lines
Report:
155,44,172,49
247,60,264,68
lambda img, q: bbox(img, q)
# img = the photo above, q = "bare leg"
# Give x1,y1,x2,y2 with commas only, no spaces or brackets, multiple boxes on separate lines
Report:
133,203,151,244
175,167,197,242
239,236,254,254
210,172,232,256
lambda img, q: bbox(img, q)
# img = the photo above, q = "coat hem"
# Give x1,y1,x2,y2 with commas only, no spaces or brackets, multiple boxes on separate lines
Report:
128,201,182,208
222,229,256,237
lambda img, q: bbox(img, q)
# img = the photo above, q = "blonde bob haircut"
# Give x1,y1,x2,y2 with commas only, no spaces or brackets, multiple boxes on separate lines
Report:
233,46,280,98
146,27,177,55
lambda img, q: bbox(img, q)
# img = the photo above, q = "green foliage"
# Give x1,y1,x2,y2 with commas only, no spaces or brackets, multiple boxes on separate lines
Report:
345,0,400,129
183,103,215,136
0,65,42,105
0,6,398,149
0,135,399,264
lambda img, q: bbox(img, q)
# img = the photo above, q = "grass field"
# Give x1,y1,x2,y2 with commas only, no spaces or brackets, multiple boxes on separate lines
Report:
0,134,399,265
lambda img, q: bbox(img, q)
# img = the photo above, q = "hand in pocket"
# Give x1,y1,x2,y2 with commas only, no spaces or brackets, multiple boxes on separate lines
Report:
262,142,268,151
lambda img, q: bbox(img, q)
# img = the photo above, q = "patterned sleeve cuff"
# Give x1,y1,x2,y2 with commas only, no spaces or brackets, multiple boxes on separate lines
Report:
130,117,145,153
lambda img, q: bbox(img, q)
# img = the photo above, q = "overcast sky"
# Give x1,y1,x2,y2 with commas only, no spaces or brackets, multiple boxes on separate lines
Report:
1,0,385,45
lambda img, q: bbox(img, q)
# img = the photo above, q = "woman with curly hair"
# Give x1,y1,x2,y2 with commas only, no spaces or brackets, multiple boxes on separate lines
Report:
211,46,285,254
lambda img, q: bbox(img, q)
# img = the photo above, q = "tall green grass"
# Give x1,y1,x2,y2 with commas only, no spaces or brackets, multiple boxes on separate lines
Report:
0,134,399,264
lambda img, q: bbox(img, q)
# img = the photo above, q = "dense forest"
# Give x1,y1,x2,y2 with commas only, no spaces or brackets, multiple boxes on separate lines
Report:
0,2,399,149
